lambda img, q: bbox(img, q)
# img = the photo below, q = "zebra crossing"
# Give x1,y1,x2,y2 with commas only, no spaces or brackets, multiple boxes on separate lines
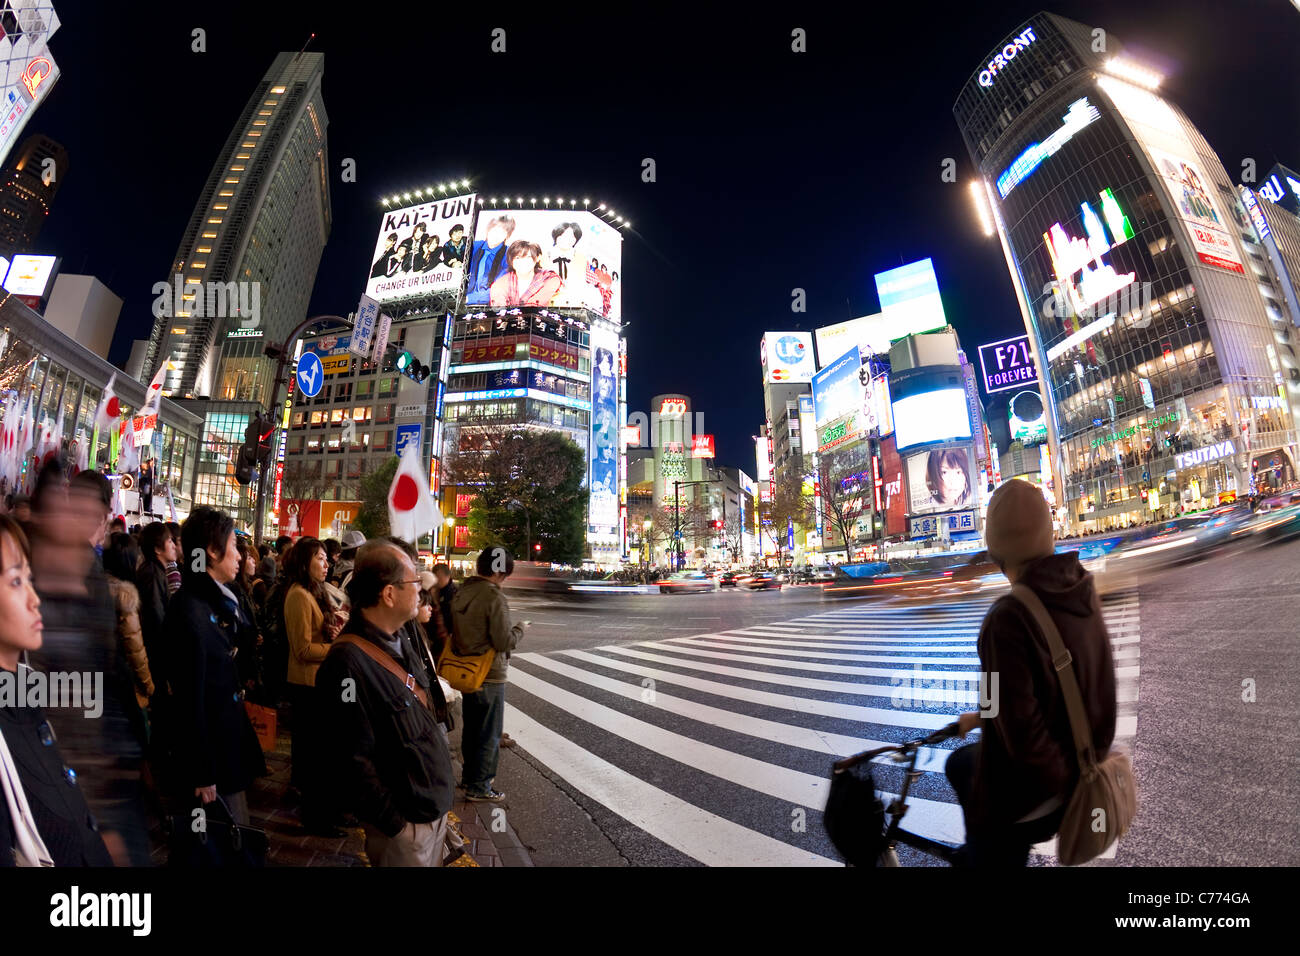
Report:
503,588,1141,866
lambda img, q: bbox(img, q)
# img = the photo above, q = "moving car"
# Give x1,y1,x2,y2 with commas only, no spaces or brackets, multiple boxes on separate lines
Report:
811,568,836,583
717,571,741,587
659,571,717,594
746,571,783,590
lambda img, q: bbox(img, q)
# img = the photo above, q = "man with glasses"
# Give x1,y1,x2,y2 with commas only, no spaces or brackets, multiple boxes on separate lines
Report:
315,539,455,866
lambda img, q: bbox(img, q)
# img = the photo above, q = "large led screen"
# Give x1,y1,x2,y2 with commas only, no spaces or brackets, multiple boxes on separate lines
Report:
892,388,972,451
873,258,948,339
811,346,862,429
588,324,620,537
466,209,622,319
761,331,816,384
365,193,477,302
906,445,977,515
1149,148,1244,275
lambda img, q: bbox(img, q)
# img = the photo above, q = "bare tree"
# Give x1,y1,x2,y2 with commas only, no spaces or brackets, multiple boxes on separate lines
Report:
722,495,754,563
812,445,871,558
761,471,812,564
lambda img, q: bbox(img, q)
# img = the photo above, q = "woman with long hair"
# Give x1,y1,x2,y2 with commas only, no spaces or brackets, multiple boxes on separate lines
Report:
925,449,972,509
281,537,342,834
102,532,154,723
0,514,114,866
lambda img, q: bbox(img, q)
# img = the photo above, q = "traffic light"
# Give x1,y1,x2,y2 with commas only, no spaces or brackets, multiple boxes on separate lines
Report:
235,412,275,485
256,412,276,468
395,349,429,384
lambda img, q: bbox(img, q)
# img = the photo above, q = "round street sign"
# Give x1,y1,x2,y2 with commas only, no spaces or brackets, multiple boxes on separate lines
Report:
296,351,324,398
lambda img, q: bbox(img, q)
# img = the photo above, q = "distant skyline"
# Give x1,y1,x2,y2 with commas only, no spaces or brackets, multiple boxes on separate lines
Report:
27,0,1300,472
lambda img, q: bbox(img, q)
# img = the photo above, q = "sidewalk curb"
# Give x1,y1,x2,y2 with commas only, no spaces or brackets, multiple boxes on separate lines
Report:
450,750,536,867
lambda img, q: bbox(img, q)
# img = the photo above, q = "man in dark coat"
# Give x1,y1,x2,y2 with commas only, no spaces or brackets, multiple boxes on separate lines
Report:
136,521,175,679
315,540,455,866
947,479,1117,867
165,507,267,834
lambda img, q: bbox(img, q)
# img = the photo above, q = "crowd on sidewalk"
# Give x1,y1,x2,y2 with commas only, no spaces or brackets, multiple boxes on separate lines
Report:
0,459,528,868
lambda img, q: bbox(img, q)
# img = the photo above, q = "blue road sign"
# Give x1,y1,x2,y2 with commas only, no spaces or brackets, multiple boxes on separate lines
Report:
296,351,324,398
395,423,422,458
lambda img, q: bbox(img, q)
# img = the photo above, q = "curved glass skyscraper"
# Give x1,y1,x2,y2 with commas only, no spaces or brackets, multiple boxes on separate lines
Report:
955,13,1300,530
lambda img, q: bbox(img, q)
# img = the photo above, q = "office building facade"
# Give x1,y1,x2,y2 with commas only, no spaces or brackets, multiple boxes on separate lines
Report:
956,13,1300,530
0,133,65,257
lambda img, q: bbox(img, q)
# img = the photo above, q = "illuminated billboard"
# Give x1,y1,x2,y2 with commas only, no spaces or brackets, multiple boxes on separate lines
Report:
466,209,622,319
906,446,977,515
997,98,1099,199
874,258,948,340
978,334,1039,394
2,252,57,297
365,193,477,302
892,388,972,451
814,313,888,365
811,347,862,429
588,323,620,536
755,435,772,483
1043,187,1137,317
761,331,815,384
1149,148,1244,275
1009,390,1047,446
691,435,715,458
879,436,906,537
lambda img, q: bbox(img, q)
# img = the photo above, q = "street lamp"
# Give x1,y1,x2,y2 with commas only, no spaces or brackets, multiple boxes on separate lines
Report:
444,516,455,564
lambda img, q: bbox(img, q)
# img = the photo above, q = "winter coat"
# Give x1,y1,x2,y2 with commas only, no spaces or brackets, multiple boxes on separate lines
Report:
314,615,455,836
284,583,330,688
135,556,170,681
107,577,154,709
971,553,1118,829
449,576,523,683
163,573,268,795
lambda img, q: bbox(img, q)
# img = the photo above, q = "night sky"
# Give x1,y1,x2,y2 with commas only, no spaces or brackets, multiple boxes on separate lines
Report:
31,0,1300,472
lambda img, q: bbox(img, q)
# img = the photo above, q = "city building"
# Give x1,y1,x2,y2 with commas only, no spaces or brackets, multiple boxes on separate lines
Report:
955,12,1300,531
624,394,753,567
0,3,61,170
141,51,331,530
40,273,119,360
276,313,454,542
1,292,202,515
439,202,628,567
0,133,66,257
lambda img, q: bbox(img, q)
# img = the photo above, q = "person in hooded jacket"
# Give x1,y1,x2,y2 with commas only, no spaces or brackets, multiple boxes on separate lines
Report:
947,479,1118,867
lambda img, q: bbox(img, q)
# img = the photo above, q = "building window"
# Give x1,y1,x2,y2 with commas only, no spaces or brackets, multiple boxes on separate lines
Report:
376,403,395,424
373,430,392,452
310,411,326,426
357,380,374,398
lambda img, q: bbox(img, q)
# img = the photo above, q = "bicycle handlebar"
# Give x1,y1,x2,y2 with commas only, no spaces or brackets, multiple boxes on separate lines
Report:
831,721,962,772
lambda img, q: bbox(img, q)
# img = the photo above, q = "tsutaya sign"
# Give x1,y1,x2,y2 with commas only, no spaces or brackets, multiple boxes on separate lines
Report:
978,26,1037,88
1175,439,1236,471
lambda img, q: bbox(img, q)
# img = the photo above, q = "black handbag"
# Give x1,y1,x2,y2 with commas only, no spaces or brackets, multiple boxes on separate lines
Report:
167,795,268,867
823,760,888,866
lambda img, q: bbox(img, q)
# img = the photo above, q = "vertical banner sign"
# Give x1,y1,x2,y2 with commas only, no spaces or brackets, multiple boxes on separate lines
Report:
588,324,620,537
960,358,987,461
273,378,294,523
371,312,393,364
351,295,380,358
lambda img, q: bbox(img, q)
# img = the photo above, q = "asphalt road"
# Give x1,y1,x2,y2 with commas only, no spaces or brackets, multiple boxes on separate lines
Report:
483,537,1300,867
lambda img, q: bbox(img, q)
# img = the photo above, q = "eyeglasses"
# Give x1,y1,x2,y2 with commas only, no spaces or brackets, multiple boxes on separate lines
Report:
392,578,421,588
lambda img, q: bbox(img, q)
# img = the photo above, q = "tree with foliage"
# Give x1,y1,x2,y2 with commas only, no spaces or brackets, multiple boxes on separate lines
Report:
812,444,872,558
352,455,398,539
445,422,588,564
761,470,812,564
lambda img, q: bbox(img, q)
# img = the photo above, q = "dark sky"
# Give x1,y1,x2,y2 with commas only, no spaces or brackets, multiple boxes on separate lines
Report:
31,0,1300,472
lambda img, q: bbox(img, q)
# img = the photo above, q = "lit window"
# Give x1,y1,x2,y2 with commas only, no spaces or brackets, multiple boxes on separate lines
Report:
202,232,217,238
196,246,211,254
208,218,222,224
252,120,266,127
247,131,261,137
258,110,272,116
213,204,228,210
263,101,277,108
270,85,286,94
241,142,255,148
171,328,187,335
218,190,233,197
191,262,207,268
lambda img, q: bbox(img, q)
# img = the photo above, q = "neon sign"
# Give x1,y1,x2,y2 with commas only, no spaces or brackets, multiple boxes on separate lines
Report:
978,27,1037,88
21,58,52,98
659,398,687,415
1174,439,1235,470
1044,187,1136,316
1241,187,1270,240
998,98,1100,198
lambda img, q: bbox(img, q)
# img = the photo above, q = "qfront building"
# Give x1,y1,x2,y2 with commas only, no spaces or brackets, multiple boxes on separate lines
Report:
956,13,1300,530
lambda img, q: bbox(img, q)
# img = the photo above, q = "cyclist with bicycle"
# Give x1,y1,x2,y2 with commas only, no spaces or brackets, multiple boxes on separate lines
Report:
946,480,1118,866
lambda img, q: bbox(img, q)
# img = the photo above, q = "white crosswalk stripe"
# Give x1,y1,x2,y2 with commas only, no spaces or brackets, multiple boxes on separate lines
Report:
503,588,1141,867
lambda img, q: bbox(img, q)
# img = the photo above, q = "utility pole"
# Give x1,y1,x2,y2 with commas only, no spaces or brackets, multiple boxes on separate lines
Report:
253,313,350,545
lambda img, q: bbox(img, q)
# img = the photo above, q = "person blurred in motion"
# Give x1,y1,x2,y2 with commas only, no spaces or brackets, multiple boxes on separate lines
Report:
450,547,528,802
7,493,33,540
251,553,277,611
947,479,1118,867
164,522,183,596
232,538,263,698
102,533,154,731
316,539,454,866
281,536,341,834
0,514,114,867
29,464,151,866
165,507,266,840
323,538,341,582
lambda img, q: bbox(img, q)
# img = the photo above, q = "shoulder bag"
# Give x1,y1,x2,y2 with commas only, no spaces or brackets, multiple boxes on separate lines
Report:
1010,584,1137,865
435,617,495,694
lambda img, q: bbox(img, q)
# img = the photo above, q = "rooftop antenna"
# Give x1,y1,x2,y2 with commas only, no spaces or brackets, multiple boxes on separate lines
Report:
297,33,316,57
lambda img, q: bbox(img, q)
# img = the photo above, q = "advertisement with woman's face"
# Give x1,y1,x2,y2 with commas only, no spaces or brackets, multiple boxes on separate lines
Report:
906,446,976,514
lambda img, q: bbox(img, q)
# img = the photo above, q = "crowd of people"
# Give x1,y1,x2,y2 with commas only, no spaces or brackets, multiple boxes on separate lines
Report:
0,460,528,868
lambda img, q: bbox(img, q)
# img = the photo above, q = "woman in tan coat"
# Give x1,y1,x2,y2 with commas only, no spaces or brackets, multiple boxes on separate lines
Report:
102,533,155,719
281,537,342,834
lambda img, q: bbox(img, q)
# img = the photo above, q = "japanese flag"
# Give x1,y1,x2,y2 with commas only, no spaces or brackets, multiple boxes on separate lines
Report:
388,441,441,543
118,425,139,475
94,373,120,433
140,363,167,419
